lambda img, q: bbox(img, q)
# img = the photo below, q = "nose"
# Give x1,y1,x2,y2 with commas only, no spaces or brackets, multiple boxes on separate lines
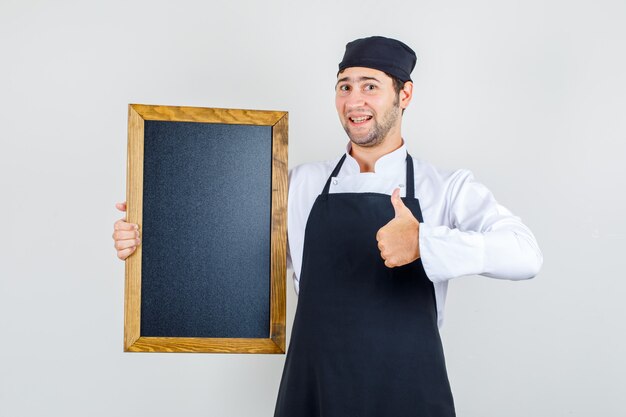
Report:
344,90,366,110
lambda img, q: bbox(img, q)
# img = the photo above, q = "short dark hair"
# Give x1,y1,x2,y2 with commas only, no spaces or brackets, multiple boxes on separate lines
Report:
385,72,407,114
385,72,406,95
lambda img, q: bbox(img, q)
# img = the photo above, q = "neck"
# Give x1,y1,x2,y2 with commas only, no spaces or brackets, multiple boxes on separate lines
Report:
350,132,403,173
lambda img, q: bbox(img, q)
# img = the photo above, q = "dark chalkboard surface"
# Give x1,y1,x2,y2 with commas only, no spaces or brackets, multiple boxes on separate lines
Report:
141,121,271,338
124,104,287,353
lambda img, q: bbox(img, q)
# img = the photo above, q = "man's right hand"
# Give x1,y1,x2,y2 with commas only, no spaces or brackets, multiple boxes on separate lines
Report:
112,201,140,260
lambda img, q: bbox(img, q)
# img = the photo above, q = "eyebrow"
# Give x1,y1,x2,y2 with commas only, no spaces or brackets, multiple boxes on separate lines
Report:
335,76,382,88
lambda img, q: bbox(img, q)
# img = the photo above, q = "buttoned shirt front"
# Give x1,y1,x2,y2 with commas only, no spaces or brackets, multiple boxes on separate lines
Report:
287,141,543,327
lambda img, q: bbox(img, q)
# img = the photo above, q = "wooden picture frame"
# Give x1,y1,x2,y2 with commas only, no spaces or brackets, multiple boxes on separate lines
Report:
124,104,288,353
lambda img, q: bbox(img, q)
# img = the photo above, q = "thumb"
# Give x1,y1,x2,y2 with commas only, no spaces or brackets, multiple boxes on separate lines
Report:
391,188,409,218
115,201,127,212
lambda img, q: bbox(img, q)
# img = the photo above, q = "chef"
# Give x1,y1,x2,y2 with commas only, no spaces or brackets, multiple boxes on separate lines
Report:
111,35,542,417
272,36,542,416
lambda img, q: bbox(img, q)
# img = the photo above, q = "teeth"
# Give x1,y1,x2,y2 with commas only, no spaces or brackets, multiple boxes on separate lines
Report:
351,116,370,123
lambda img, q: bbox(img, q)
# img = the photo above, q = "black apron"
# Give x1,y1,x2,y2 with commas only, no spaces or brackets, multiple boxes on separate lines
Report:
274,154,456,417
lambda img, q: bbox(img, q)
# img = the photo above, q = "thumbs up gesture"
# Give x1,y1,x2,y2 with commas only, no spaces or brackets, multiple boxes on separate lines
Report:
376,188,421,268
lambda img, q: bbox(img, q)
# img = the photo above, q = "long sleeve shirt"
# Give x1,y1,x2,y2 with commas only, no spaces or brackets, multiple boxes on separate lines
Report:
287,141,543,327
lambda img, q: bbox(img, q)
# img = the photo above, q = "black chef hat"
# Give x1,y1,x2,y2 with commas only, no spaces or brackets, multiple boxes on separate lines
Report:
338,36,417,83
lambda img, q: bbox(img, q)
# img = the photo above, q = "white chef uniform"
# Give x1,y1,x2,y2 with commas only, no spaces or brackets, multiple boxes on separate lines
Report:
287,141,543,327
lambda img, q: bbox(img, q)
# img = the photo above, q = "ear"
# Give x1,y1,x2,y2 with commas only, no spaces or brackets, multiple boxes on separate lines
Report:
399,81,413,110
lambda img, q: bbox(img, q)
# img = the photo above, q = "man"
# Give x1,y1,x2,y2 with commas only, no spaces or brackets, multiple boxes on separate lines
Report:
113,36,542,416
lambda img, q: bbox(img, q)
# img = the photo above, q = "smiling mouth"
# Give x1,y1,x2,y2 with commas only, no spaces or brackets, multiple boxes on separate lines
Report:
349,116,373,124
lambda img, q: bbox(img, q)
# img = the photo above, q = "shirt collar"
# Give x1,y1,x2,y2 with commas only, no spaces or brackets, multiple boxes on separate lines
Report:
342,140,408,176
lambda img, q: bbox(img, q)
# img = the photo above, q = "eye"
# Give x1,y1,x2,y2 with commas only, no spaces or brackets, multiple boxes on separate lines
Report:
338,84,350,92
364,84,377,91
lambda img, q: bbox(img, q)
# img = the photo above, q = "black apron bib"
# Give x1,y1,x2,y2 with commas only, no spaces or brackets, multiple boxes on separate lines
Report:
274,154,456,417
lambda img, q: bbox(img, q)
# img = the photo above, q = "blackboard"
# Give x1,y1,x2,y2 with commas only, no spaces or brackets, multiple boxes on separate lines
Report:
124,104,288,353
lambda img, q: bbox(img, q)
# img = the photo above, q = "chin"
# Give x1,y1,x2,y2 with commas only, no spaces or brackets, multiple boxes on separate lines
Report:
349,135,382,148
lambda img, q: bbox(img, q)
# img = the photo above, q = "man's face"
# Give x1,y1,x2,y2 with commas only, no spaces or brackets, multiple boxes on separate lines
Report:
335,67,402,148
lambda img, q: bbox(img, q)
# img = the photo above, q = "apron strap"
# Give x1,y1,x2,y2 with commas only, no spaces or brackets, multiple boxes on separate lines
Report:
322,154,347,195
406,153,415,199
321,152,416,199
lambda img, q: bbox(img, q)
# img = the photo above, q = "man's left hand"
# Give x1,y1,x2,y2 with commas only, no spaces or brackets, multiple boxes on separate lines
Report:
376,188,420,268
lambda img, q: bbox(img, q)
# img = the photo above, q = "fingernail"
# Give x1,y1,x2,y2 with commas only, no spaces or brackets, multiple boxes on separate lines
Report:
136,238,141,244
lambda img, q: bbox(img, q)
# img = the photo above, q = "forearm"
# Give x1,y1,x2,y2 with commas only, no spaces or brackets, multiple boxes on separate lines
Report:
419,221,543,283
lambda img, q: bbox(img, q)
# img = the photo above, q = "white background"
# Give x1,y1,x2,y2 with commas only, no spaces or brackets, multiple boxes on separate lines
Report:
1,0,625,416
